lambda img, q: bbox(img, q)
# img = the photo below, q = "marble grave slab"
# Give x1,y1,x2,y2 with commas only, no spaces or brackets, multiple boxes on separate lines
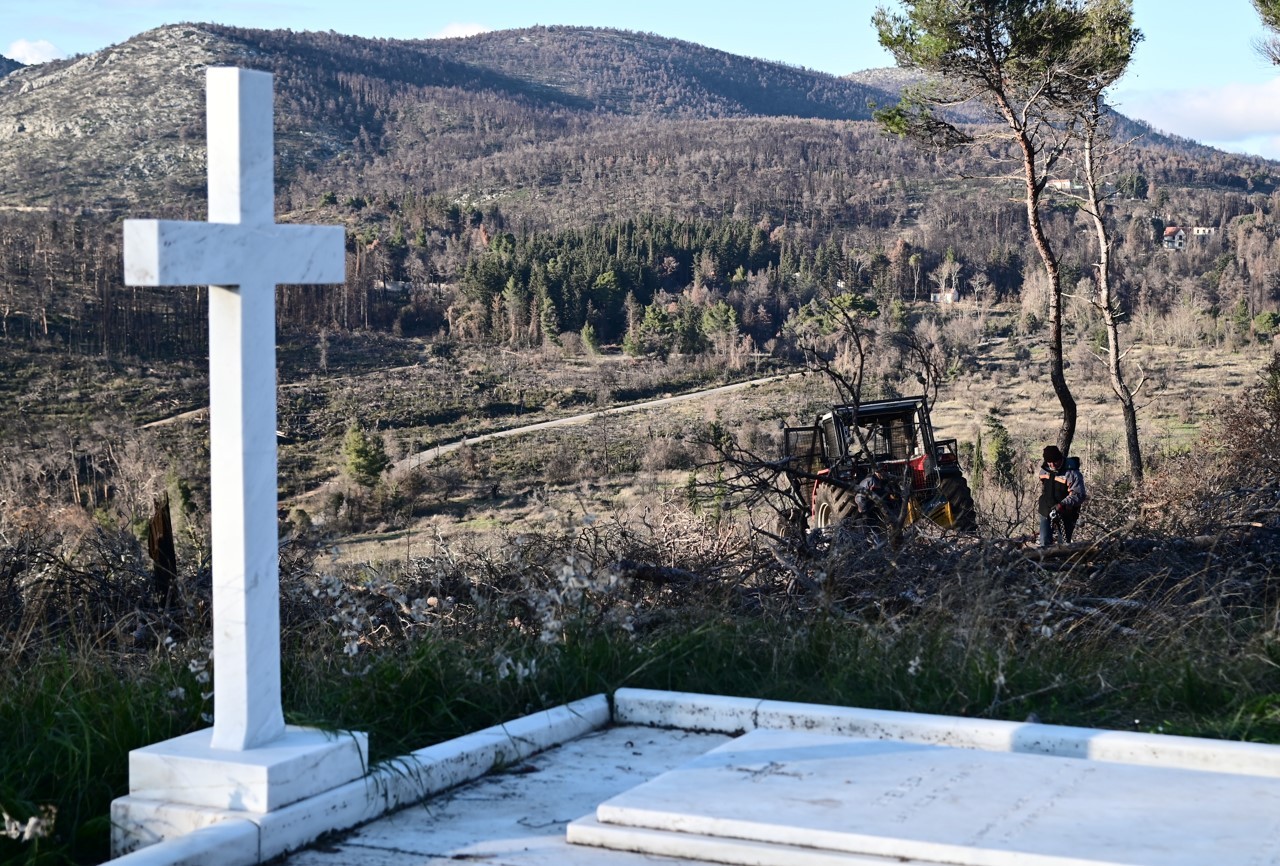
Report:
568,727,1280,866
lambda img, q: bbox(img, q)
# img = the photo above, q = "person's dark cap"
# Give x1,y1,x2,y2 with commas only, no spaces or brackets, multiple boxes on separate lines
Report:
1043,445,1063,464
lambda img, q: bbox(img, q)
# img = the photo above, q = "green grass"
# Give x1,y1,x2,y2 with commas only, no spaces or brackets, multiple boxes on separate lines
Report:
0,652,205,865
6,595,1280,865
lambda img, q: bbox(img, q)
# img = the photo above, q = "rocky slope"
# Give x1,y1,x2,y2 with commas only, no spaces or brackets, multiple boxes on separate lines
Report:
0,27,240,209
0,23,895,210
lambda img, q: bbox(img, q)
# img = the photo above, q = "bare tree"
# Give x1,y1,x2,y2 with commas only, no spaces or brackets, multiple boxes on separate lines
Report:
929,251,962,301
1073,88,1147,484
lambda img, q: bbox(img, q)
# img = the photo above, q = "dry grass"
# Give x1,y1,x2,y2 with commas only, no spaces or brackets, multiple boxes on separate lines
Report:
323,327,1273,564
4,347,1280,865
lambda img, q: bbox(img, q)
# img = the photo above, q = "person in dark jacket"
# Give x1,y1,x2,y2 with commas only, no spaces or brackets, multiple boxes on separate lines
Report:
1038,445,1086,546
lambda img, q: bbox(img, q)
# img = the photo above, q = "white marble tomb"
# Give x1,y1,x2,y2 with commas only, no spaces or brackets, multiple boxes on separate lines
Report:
570,726,1280,866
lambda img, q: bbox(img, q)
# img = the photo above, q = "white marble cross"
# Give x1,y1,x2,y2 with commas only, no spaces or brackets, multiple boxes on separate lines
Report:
124,68,345,751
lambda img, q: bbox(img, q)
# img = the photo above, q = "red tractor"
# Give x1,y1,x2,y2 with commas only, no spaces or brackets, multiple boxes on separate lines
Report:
781,396,977,534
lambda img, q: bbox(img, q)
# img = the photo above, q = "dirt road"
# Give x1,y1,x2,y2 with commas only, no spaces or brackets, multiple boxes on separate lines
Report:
388,372,798,477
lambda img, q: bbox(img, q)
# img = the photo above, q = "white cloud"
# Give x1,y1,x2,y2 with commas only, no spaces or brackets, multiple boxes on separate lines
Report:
1116,78,1280,159
429,22,489,40
6,39,63,65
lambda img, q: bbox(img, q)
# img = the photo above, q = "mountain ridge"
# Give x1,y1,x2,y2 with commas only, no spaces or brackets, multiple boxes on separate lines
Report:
0,21,1273,217
0,22,896,210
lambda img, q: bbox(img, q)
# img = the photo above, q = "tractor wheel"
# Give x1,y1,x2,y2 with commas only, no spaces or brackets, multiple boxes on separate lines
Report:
940,474,978,531
774,506,806,539
812,483,858,530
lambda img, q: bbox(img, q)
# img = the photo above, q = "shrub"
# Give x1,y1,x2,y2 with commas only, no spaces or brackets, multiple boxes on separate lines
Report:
342,423,390,490
1254,311,1280,342
1142,351,1280,535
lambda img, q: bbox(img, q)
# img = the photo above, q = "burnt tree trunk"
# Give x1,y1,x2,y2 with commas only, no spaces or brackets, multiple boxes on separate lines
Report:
147,492,178,609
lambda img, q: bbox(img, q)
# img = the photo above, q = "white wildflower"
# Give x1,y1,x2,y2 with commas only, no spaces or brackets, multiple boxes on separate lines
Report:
495,653,513,680
1,806,55,842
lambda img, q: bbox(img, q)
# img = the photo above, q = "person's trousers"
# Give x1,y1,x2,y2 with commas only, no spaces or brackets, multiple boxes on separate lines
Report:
1039,514,1077,546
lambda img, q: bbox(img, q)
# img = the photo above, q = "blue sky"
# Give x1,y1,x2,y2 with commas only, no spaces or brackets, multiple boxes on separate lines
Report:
4,1,1279,159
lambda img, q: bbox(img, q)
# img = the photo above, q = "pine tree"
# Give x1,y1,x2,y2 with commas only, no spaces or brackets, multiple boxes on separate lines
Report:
342,423,390,490
537,285,560,345
1257,0,1280,63
982,413,1017,492
581,322,598,355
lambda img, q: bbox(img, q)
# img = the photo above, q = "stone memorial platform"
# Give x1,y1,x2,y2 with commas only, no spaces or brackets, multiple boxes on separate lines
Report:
112,689,1280,865
569,726,1280,865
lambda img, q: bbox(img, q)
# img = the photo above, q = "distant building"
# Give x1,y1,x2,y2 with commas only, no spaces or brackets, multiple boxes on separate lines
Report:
1162,226,1215,250
1046,178,1079,192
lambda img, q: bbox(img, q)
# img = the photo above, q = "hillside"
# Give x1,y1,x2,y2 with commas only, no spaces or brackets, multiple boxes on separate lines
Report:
3,22,1271,215
1,22,1278,373
842,66,1215,157
0,23,894,211
0,56,22,78
424,26,887,118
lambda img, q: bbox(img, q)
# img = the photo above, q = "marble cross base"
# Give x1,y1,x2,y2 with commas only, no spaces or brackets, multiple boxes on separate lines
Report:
110,725,368,857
